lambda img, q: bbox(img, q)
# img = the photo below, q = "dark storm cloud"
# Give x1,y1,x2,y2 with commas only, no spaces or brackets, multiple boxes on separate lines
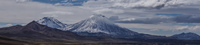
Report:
114,15,200,24
152,8,200,15
174,15,200,23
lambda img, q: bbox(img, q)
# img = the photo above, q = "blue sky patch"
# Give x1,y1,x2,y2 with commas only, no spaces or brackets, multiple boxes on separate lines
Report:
0,22,23,26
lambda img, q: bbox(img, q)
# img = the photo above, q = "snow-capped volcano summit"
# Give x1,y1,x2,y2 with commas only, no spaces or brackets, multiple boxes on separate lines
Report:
67,14,138,37
37,17,67,28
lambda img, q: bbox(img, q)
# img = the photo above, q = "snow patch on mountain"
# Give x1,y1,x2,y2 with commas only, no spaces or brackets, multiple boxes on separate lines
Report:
71,14,115,34
32,14,166,39
37,17,67,28
65,14,138,37
171,32,200,40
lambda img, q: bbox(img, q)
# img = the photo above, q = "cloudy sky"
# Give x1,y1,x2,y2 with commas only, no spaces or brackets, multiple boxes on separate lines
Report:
1,0,200,36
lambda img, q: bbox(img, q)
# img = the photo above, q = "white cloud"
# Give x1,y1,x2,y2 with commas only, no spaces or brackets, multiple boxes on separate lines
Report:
15,0,30,2
81,0,200,24
82,0,200,33
84,0,200,9
4,24,13,27
54,3,74,6
0,0,93,24
62,0,69,2
83,0,113,8
176,26,200,31
111,0,167,8
42,11,73,15
93,8,124,14
117,18,135,21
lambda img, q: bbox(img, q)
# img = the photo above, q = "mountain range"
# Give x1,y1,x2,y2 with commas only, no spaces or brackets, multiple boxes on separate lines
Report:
35,14,200,40
0,21,128,43
0,14,200,45
0,21,80,42
36,14,169,39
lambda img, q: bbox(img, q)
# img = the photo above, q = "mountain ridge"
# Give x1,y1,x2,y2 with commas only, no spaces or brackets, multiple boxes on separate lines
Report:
0,21,130,43
37,17,67,29
171,32,200,40
43,14,168,39
35,14,200,40
34,14,180,39
1,15,200,45
0,21,81,42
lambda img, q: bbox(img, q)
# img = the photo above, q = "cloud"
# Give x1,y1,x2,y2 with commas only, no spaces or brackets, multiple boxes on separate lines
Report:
109,16,119,21
111,15,173,24
54,3,74,6
4,24,13,27
82,0,200,16
116,17,172,24
117,23,176,31
42,11,73,15
0,0,93,24
83,0,113,8
93,8,124,14
117,23,200,32
113,0,200,9
173,15,200,23
31,0,88,6
175,26,200,31
1,0,200,35
41,0,200,35
16,0,30,2
42,11,73,18
82,0,200,22
0,24,13,27
114,15,200,24
111,0,168,9
84,0,200,9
